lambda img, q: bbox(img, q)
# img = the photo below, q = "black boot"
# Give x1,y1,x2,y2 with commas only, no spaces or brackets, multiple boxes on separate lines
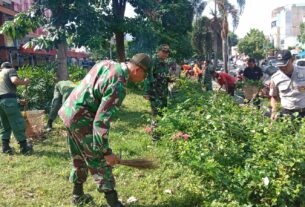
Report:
72,183,93,205
2,139,13,155
151,120,160,142
104,190,124,207
45,119,53,132
19,140,33,155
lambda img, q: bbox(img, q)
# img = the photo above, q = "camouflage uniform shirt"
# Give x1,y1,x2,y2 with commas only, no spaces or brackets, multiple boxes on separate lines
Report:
58,60,128,156
53,80,76,103
144,56,169,105
48,80,76,121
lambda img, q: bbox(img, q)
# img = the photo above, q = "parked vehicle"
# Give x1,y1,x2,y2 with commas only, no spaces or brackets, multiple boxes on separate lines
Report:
295,58,305,67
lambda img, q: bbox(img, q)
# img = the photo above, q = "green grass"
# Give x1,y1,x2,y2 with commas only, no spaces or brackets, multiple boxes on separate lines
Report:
0,93,203,207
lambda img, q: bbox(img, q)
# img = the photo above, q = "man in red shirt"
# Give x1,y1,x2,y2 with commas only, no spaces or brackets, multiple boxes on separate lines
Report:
211,71,237,96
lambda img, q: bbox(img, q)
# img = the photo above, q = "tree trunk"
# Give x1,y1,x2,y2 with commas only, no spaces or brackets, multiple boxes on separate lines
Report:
56,42,68,81
112,0,127,62
213,37,218,70
212,0,218,70
221,16,229,73
222,36,228,73
115,32,125,62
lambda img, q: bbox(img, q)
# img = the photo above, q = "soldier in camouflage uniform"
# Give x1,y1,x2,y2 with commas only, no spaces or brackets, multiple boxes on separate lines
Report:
45,80,76,131
58,53,150,207
144,44,170,141
203,60,213,91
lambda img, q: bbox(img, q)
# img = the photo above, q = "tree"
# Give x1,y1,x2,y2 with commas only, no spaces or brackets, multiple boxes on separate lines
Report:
228,31,238,47
210,8,222,69
158,0,194,61
297,22,305,49
127,0,194,62
101,0,158,62
0,1,102,80
237,29,267,61
192,16,213,60
216,0,245,72
191,0,208,21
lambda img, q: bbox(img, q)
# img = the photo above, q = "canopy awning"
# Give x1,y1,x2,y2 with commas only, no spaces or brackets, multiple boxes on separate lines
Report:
19,45,89,59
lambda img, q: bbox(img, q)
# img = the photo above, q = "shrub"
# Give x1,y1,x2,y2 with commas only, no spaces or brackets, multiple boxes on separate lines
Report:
17,64,87,111
157,79,305,206
68,65,87,82
17,64,56,111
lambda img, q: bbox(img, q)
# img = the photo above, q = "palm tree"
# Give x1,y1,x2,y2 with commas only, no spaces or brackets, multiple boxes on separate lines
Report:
210,1,222,70
192,16,214,59
190,0,245,71
216,0,245,72
191,0,208,21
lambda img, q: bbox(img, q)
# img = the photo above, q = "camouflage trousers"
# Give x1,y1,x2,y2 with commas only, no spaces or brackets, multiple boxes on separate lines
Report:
49,97,62,121
150,97,167,116
67,129,115,192
203,78,212,91
150,97,167,141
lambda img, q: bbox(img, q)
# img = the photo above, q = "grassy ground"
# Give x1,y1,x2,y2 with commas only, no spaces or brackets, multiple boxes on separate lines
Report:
0,93,203,207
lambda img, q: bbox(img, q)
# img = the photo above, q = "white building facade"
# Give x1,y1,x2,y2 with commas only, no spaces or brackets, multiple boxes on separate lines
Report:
271,3,305,49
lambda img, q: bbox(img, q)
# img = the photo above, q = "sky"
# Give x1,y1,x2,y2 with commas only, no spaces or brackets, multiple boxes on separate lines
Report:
126,0,305,38
229,0,305,38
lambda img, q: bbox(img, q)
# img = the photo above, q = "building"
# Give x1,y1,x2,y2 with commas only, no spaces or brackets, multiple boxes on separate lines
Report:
0,0,88,67
270,3,305,49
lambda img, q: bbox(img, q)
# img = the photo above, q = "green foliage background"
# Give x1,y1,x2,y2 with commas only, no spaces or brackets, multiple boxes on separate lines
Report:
17,65,56,111
192,16,213,60
298,22,305,49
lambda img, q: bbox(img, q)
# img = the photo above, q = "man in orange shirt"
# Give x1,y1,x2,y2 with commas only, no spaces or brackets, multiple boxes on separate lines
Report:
211,71,237,96
182,64,192,77
193,63,203,83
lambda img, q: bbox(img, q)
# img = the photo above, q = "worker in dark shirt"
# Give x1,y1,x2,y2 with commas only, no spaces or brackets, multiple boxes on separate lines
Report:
242,58,263,81
241,58,263,106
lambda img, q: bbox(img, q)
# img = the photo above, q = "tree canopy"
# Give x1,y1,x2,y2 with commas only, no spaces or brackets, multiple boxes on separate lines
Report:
228,31,238,47
192,16,213,60
0,0,103,80
127,0,194,62
237,29,267,60
0,0,195,74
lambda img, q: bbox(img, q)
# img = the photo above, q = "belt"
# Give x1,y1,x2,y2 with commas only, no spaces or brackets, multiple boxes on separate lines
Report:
0,93,16,99
283,108,305,113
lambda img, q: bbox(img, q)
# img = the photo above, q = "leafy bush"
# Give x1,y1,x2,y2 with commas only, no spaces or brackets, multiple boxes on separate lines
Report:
157,79,305,206
17,64,56,111
17,64,87,111
68,65,87,82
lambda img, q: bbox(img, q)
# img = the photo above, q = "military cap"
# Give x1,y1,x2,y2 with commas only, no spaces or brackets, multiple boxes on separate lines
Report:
1,62,13,69
130,53,151,71
157,44,170,52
